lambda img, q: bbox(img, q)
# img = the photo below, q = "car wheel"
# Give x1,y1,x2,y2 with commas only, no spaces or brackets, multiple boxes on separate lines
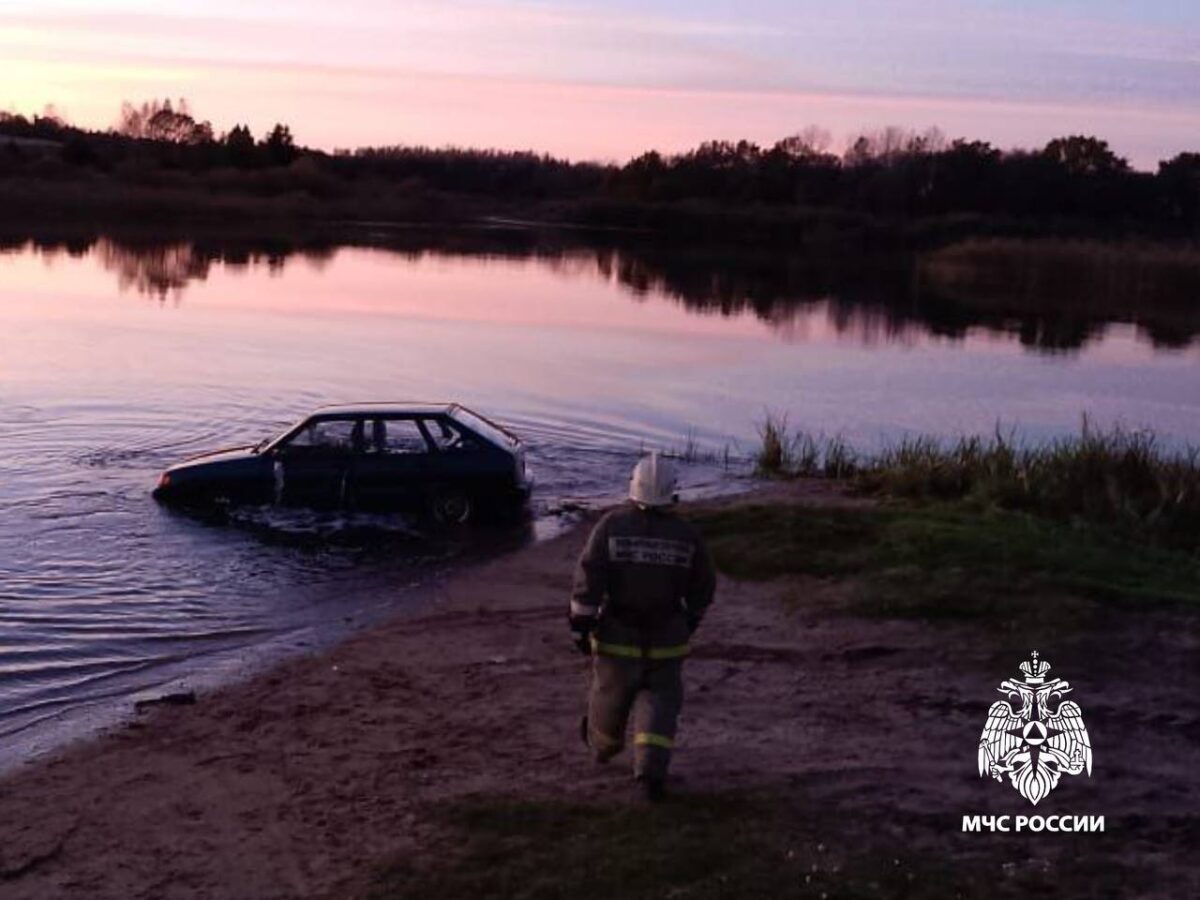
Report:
431,490,472,526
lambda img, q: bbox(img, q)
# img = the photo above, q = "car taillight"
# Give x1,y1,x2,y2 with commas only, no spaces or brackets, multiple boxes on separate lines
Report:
158,472,171,489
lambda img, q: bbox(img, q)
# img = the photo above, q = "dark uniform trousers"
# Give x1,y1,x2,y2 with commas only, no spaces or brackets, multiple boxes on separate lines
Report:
589,653,684,779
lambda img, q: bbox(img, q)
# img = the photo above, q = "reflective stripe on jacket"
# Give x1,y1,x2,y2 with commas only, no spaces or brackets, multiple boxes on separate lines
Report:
570,504,716,657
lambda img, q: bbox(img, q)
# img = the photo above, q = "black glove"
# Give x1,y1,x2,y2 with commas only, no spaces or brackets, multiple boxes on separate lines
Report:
572,629,592,656
569,611,594,657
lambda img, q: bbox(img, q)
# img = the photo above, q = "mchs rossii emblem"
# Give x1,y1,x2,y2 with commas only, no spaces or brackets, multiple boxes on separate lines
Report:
978,651,1092,805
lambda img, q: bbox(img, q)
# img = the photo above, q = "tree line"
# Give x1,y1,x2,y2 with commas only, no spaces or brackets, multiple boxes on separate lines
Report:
1,100,1198,236
0,100,298,171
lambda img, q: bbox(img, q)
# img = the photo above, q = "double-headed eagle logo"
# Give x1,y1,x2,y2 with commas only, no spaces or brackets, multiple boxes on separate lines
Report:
978,651,1092,805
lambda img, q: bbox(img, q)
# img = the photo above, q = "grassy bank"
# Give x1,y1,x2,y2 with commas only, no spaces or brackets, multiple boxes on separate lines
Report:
691,502,1200,619
755,417,1200,553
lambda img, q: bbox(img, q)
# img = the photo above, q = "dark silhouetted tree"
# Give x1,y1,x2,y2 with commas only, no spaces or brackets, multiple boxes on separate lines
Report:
1158,152,1200,230
263,123,297,166
1043,136,1129,176
6,97,1200,240
224,124,256,167
925,139,1002,212
118,98,213,144
772,127,833,161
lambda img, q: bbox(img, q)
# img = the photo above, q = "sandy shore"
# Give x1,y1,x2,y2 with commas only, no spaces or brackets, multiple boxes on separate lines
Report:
1,482,1197,899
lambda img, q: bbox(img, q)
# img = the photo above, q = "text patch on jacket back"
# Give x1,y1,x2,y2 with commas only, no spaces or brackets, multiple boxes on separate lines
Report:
608,537,694,568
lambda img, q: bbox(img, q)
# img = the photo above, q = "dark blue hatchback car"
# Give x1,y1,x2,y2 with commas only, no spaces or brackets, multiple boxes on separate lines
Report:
153,403,532,524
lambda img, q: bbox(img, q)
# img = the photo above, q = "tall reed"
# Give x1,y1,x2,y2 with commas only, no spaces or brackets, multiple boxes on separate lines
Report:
754,414,1200,551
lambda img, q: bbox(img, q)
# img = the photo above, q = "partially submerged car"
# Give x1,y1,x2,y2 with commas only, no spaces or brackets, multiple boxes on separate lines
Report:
153,403,531,524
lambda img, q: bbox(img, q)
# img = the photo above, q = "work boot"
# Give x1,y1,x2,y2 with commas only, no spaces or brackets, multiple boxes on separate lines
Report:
635,774,666,804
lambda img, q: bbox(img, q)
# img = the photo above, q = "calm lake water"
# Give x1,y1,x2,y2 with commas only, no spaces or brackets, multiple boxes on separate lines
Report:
2,229,1199,766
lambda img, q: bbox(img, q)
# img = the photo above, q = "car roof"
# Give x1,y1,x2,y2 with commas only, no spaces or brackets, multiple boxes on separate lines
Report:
312,402,456,417
264,402,521,451
306,402,521,445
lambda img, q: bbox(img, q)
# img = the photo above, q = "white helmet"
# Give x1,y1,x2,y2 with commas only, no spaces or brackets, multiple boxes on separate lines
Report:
629,451,679,508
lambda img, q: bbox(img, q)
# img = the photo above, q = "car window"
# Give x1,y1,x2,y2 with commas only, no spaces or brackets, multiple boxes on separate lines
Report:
381,419,430,455
424,417,481,453
361,418,387,454
283,418,359,452
450,408,515,449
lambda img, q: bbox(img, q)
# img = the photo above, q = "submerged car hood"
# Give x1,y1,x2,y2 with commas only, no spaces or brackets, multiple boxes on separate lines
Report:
168,445,260,470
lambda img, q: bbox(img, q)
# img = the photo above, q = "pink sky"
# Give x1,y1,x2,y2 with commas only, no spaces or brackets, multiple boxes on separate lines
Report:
3,0,1199,168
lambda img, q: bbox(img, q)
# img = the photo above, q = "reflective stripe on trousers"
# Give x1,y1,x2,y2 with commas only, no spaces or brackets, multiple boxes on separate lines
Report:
634,732,674,749
590,636,690,660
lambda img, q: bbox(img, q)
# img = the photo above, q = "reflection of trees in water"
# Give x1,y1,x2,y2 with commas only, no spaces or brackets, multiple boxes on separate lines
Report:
96,240,213,298
9,230,1196,353
593,243,1198,353
590,245,1123,352
920,239,1200,351
18,234,338,300
593,246,934,346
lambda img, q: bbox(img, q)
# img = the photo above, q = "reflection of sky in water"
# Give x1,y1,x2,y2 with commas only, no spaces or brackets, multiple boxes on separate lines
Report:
2,240,1198,451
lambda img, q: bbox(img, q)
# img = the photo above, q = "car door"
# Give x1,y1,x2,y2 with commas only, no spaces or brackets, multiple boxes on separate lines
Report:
348,417,432,512
422,415,491,483
272,417,359,509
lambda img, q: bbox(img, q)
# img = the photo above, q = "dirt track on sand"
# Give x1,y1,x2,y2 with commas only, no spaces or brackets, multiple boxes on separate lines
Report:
0,481,1197,898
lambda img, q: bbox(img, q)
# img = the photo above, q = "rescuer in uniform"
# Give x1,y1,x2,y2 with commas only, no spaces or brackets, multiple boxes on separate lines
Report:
569,452,716,802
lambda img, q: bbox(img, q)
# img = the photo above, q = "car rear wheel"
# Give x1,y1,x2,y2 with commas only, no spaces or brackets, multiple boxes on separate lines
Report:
430,490,472,526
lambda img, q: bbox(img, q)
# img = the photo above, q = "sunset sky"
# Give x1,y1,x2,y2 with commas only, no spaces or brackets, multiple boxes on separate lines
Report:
3,0,1198,167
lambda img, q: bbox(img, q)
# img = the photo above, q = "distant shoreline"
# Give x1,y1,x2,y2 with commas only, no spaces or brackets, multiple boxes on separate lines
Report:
2,175,1197,253
5,110,1199,251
